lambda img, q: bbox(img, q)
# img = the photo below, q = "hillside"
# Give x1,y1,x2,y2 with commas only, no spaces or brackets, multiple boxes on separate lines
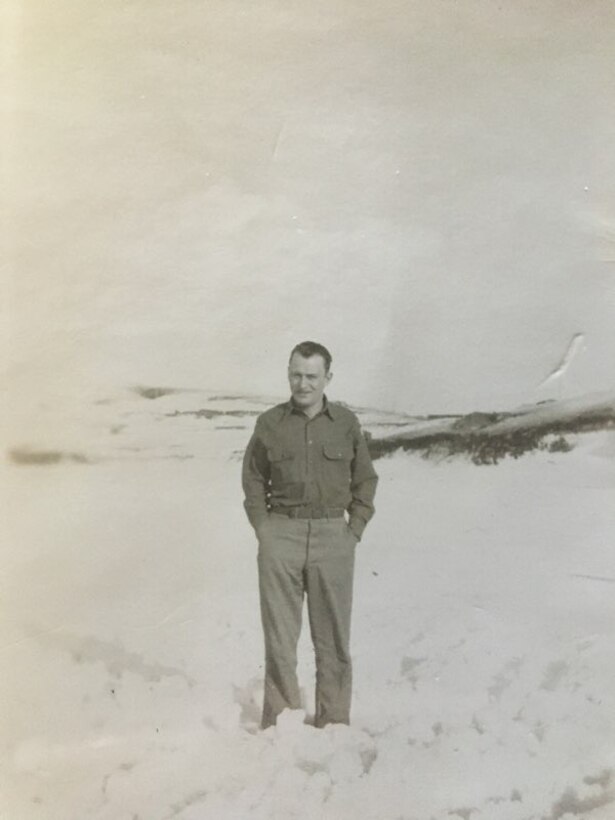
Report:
5,388,615,468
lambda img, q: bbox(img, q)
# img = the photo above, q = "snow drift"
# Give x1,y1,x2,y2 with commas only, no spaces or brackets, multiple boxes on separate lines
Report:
2,388,614,819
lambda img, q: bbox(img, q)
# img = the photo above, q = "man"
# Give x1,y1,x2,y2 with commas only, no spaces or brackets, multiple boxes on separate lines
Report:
242,341,378,729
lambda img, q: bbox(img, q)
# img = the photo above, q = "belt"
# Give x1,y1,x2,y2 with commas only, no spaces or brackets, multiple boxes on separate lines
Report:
270,506,345,520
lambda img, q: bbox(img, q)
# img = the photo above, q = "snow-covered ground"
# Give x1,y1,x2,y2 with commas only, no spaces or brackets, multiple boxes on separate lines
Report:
1,389,614,819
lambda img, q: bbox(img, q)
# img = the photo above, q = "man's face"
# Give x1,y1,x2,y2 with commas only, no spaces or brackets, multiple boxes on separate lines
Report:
288,353,332,413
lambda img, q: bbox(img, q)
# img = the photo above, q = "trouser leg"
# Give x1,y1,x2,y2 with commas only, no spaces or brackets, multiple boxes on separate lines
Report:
257,515,306,729
305,518,356,728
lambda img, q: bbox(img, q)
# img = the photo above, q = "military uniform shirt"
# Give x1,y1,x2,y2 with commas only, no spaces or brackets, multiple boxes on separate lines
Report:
242,396,378,540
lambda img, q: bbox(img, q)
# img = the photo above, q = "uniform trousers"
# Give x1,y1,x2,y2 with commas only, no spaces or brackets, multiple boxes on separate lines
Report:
256,513,357,729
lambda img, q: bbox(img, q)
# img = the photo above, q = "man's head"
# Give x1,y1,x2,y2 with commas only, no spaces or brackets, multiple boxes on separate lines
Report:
288,341,333,415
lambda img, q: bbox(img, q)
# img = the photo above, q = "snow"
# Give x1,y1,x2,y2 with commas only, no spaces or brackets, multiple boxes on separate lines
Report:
2,391,614,819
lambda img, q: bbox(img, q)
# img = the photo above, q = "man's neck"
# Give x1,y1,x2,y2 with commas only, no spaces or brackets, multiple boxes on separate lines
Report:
291,396,325,419
304,400,324,419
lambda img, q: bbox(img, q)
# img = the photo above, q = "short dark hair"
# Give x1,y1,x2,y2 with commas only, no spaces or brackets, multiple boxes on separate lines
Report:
289,341,332,373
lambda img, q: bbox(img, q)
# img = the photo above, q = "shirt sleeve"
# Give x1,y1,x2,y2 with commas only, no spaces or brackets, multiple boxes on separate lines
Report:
347,419,378,540
241,420,270,531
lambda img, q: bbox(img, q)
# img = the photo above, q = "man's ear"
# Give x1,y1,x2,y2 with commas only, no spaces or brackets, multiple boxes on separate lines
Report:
326,370,333,383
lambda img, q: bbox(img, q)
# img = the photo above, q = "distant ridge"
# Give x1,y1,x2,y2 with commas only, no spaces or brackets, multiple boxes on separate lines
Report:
368,392,615,464
6,387,614,467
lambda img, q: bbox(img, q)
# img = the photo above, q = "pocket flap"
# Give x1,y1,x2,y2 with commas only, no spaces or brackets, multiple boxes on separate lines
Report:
268,447,294,462
323,443,353,460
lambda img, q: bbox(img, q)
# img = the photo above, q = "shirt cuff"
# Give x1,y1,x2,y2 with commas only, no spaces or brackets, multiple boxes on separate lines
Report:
348,517,366,541
247,509,269,531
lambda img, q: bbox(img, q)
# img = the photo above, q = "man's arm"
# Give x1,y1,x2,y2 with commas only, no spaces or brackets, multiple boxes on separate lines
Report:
241,422,271,531
347,420,378,541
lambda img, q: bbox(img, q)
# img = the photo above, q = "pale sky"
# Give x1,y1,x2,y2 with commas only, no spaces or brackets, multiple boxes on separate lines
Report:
4,0,615,413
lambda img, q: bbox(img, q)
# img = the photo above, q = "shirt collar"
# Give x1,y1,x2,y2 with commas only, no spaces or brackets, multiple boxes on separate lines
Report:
283,394,337,420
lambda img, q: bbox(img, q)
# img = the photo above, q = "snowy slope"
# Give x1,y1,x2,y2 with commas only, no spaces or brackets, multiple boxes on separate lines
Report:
5,386,614,467
1,389,615,819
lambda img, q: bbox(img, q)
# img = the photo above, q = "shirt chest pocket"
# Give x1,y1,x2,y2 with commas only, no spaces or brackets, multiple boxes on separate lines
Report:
322,443,354,484
267,447,296,486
